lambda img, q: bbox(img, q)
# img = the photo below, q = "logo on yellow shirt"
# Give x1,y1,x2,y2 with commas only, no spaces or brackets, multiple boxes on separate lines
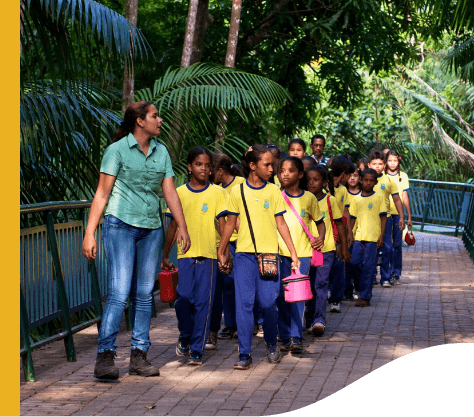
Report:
368,203,373,209
301,210,306,217
381,184,386,190
264,200,270,209
202,204,208,212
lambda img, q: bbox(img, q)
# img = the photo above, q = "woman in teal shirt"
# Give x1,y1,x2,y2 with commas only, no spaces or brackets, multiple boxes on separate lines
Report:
82,101,190,380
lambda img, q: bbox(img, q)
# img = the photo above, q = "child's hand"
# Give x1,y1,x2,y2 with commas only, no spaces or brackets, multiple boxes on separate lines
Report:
398,217,405,231
407,218,413,229
342,248,352,263
347,234,354,248
291,255,301,271
311,237,324,251
161,257,175,271
377,236,384,249
217,251,229,272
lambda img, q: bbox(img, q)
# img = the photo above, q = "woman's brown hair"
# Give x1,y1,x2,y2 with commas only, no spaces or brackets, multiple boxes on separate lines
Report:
112,101,154,143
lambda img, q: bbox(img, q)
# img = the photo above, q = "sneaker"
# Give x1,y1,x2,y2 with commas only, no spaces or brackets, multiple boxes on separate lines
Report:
327,290,331,299
176,336,190,357
234,354,252,370
329,302,341,313
94,350,119,380
309,322,325,336
394,279,401,285
382,281,391,288
255,324,264,337
355,299,370,307
280,338,292,352
205,331,217,350
217,327,236,340
129,348,160,377
353,292,359,300
290,337,303,352
266,344,281,364
187,351,202,366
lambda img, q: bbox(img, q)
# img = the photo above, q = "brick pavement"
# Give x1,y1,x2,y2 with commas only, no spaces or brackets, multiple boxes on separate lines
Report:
20,232,474,416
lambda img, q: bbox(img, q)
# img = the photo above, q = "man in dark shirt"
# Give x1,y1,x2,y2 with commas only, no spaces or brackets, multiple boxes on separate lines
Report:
310,134,330,165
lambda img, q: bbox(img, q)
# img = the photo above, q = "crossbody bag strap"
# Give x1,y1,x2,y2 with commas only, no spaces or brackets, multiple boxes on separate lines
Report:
327,194,336,227
240,183,258,256
281,191,315,241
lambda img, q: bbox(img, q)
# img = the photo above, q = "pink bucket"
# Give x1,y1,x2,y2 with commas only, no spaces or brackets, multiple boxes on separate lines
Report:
282,268,312,303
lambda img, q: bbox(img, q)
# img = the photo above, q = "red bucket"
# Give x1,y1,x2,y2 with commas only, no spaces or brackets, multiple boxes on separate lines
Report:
158,267,178,303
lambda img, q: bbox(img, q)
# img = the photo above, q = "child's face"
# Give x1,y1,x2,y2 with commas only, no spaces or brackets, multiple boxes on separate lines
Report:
361,174,377,194
386,155,399,173
368,158,385,175
302,159,313,171
188,154,212,182
307,170,325,195
278,160,303,188
288,143,305,159
347,172,360,188
358,163,366,172
251,151,274,181
212,167,224,184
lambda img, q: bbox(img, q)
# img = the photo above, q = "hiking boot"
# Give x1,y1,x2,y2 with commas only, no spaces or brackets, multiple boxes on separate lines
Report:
234,354,252,370
310,322,326,337
266,344,281,364
217,327,236,340
176,335,190,357
129,348,160,377
94,350,119,380
205,331,217,350
187,351,203,366
280,338,292,352
290,337,303,353
355,299,370,307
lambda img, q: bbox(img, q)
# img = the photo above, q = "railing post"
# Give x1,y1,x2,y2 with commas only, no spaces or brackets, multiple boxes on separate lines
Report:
20,286,36,382
454,187,467,237
420,183,436,232
45,212,76,362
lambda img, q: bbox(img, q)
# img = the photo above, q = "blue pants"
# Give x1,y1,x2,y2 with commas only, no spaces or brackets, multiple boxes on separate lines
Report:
210,242,237,332
234,252,280,355
391,214,402,280
328,247,345,303
175,258,217,355
277,256,310,340
305,252,335,326
351,241,377,301
379,216,393,284
98,215,162,353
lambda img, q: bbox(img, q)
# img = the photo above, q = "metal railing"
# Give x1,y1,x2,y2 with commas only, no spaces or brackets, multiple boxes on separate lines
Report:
20,199,177,382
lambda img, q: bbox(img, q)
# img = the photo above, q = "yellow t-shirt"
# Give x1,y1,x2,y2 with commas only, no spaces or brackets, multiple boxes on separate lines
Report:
273,175,281,188
347,189,361,235
349,192,387,242
387,171,409,216
312,194,343,253
228,180,286,254
278,190,323,258
373,173,398,217
334,183,350,214
166,182,228,259
221,176,245,244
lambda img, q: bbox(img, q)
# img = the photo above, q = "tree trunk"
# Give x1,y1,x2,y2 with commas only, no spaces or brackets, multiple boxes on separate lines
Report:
215,0,242,150
122,0,139,111
181,0,212,67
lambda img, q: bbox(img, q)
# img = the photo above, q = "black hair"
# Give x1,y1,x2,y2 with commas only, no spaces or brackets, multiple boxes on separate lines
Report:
357,157,369,172
384,149,402,182
212,152,241,177
368,149,386,163
241,144,272,179
231,163,244,177
288,138,306,152
277,156,307,191
360,168,378,181
311,134,326,146
301,156,317,167
113,101,154,143
306,165,329,195
187,146,213,181
267,144,281,159
339,155,356,174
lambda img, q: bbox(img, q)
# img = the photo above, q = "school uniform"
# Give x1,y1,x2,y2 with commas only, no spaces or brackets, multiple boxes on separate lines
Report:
166,182,228,355
349,192,387,301
374,173,399,285
388,172,409,282
227,180,286,356
305,194,342,327
277,190,323,342
210,176,246,334
345,189,361,297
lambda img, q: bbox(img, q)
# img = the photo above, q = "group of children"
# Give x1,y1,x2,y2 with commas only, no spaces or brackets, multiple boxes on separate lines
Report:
161,135,413,370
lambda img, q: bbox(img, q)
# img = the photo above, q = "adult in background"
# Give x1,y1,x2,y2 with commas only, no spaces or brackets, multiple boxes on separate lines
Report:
82,101,191,380
310,134,330,165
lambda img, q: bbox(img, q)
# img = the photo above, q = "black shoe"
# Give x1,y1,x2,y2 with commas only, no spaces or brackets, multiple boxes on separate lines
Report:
176,335,190,357
187,351,203,366
205,331,217,350
266,344,281,364
94,350,119,380
280,338,292,352
129,348,160,377
217,327,236,340
290,337,303,353
234,354,252,370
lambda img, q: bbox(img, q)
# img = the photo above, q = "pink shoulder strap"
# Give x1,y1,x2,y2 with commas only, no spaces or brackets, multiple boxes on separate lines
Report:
281,191,315,241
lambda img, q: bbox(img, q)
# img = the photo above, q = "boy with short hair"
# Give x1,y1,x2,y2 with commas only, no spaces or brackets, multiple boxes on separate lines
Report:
367,150,405,287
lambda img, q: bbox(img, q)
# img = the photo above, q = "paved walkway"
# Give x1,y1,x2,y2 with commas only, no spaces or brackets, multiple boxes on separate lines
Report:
20,233,474,416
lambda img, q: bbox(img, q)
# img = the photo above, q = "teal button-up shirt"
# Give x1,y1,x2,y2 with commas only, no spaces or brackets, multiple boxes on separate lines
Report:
100,133,174,229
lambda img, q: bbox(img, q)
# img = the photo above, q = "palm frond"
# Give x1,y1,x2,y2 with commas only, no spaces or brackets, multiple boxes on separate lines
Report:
444,34,474,84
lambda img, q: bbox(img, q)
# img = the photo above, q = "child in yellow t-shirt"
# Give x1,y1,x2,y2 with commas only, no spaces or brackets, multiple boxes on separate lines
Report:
276,157,325,351
349,168,387,306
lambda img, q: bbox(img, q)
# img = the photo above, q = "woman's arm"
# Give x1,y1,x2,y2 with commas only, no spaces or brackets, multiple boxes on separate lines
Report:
161,218,177,270
162,177,191,254
276,216,301,270
82,173,116,261
402,190,413,229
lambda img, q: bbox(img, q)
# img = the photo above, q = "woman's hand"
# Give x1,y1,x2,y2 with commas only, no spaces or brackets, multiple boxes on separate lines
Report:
311,237,324,252
82,234,97,261
176,228,191,254
161,257,175,271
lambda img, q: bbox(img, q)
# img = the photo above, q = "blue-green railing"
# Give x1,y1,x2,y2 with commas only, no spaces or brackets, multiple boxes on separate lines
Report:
20,199,177,382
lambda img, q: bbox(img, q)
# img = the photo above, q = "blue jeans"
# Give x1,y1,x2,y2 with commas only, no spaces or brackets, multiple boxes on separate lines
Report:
98,215,162,353
391,214,402,280
328,247,345,303
210,242,237,332
234,252,280,355
277,256,310,340
175,258,217,355
379,216,393,284
305,252,335,326
351,241,377,301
